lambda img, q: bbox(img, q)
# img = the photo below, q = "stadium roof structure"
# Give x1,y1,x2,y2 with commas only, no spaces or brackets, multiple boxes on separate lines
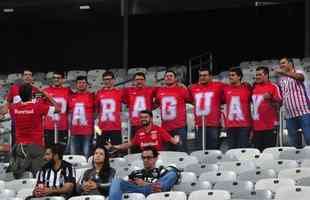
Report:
0,0,304,17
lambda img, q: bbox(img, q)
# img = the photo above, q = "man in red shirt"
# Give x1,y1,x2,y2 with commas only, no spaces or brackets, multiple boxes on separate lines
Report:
3,84,59,178
189,67,224,150
223,68,252,149
4,69,39,146
95,71,124,146
124,72,156,153
69,76,94,157
155,71,190,152
252,66,282,151
110,110,179,152
44,71,71,147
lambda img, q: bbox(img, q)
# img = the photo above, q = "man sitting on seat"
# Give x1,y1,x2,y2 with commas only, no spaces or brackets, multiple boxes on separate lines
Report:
109,146,180,200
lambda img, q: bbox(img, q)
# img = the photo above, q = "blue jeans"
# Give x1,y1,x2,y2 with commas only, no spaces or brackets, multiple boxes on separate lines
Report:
166,127,188,152
109,171,178,200
197,127,220,150
70,135,93,158
287,113,310,147
226,127,251,149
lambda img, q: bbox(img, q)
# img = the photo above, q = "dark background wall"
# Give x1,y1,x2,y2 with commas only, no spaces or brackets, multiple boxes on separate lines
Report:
0,2,305,73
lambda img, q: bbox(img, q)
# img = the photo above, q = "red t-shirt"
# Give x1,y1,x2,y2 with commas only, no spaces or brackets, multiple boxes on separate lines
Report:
69,91,94,135
124,87,156,127
95,88,124,131
223,84,252,128
252,81,282,131
155,86,190,131
9,101,49,146
43,86,71,130
131,124,173,151
189,81,224,127
6,84,39,103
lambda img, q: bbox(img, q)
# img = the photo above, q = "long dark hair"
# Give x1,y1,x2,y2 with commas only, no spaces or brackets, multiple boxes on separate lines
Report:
92,146,111,182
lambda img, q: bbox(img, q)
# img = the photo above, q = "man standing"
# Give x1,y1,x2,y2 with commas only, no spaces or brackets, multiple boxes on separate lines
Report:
44,71,71,147
30,143,75,199
2,84,59,178
109,146,180,200
276,57,310,147
95,71,124,146
189,67,224,150
4,69,39,146
155,71,190,152
124,72,156,138
223,68,252,149
110,110,179,152
252,66,282,151
69,76,94,158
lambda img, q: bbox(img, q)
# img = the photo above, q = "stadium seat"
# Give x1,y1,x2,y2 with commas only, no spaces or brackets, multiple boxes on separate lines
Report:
5,178,37,192
225,148,260,161
173,181,211,194
238,169,277,182
127,68,147,75
63,155,88,167
124,153,141,162
213,181,254,198
258,159,299,172
16,188,33,199
279,148,310,160
67,70,87,81
234,189,273,200
218,160,256,174
68,195,105,200
188,189,231,200
199,171,237,184
263,147,296,159
115,167,135,179
278,167,310,186
146,191,186,200
7,73,21,83
31,197,66,200
179,172,197,183
251,153,274,166
184,163,218,176
299,159,310,167
0,180,5,190
110,157,129,169
161,155,199,170
76,167,89,182
274,186,310,200
0,189,16,198
190,150,223,164
122,193,146,200
255,178,295,192
159,151,188,158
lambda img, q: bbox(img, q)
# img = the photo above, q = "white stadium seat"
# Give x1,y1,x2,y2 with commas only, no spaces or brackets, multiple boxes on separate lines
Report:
5,178,37,192
16,188,34,199
255,178,296,192
188,189,231,200
68,195,105,200
146,191,186,200
190,150,223,164
238,169,277,182
213,181,254,198
173,181,211,194
122,193,146,200
258,159,299,172
225,148,260,161
218,160,256,174
199,171,237,183
184,163,218,176
278,167,310,186
275,186,310,200
263,147,296,159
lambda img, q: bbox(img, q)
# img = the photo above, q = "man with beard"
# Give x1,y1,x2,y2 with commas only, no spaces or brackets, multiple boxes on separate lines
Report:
28,143,75,199
109,110,179,152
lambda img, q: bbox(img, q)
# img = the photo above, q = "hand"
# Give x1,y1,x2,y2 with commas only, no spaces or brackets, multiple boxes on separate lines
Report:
86,180,97,190
151,182,162,193
134,178,146,186
174,135,180,144
275,68,286,75
263,92,272,100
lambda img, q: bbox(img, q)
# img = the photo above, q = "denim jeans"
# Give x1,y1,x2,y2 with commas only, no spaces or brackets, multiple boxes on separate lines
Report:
109,171,178,200
225,127,251,149
166,127,188,152
196,127,220,150
70,135,93,158
287,113,310,147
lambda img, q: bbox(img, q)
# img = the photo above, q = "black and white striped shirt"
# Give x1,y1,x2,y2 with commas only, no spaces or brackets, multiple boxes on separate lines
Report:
37,160,76,188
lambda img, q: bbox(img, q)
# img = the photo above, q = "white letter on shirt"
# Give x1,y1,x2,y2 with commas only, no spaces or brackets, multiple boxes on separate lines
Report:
194,92,213,116
228,96,244,120
48,97,67,121
72,103,87,125
161,96,177,120
132,96,146,117
101,99,116,122
252,95,264,120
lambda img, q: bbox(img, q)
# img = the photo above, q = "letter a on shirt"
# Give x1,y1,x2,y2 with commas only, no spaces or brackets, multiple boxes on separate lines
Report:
132,96,146,117
228,96,244,121
72,103,87,126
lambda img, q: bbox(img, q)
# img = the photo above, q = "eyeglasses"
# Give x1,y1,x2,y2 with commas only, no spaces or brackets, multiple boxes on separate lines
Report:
141,156,154,160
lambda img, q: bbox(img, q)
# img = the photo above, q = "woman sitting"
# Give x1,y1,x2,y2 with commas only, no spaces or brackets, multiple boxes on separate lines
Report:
76,146,115,197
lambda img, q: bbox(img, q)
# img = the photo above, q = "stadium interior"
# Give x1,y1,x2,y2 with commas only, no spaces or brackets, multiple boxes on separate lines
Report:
1,0,310,200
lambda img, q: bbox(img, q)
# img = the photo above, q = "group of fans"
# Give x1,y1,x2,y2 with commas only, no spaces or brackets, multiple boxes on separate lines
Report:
0,56,309,199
